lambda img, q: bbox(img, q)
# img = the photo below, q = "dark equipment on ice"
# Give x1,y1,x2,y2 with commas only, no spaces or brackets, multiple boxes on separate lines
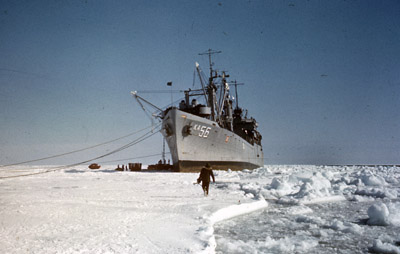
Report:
88,163,101,169
115,163,142,171
147,159,172,171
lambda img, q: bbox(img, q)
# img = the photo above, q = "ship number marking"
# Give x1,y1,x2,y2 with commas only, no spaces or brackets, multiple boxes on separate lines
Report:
194,124,211,138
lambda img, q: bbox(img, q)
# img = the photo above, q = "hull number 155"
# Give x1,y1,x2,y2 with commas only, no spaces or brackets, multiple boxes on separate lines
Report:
194,124,211,138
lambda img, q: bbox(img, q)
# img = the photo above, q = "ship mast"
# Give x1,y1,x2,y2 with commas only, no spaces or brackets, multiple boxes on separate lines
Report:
199,48,221,80
230,80,244,110
199,49,221,121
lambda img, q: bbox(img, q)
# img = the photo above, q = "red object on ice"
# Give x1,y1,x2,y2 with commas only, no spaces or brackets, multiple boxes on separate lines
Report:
88,163,101,169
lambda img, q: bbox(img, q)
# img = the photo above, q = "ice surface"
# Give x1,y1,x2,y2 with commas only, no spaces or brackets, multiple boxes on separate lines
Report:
1,165,399,253
0,166,267,253
213,165,400,253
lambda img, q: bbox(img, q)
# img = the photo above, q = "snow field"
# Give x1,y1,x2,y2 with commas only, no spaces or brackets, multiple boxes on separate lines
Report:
0,166,267,253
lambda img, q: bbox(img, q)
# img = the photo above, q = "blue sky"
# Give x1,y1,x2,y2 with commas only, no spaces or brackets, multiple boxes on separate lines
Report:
0,0,399,165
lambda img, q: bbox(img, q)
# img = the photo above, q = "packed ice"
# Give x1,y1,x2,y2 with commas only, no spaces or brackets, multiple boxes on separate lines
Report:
213,165,400,253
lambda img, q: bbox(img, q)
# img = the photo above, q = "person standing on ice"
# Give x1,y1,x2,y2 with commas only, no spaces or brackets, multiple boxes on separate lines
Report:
197,163,215,196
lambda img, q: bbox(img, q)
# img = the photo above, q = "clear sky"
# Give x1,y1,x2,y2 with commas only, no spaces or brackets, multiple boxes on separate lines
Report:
0,0,399,166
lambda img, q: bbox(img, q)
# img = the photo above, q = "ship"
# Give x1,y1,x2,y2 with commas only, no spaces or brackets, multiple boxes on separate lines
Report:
133,49,263,172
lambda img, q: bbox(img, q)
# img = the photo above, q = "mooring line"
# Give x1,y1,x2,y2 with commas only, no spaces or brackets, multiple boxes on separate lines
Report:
0,125,161,179
0,125,154,168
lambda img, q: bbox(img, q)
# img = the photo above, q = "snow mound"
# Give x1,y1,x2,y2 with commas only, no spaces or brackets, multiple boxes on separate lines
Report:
356,188,398,199
361,173,387,186
294,172,331,199
388,203,400,226
262,236,318,253
368,203,390,226
369,239,400,254
328,219,364,234
296,215,363,235
366,202,400,227
269,177,294,197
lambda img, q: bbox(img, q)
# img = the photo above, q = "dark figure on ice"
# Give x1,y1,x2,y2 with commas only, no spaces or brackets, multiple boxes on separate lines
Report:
197,163,215,196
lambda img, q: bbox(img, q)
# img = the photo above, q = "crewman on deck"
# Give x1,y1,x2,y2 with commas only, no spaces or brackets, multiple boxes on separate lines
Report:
197,163,215,196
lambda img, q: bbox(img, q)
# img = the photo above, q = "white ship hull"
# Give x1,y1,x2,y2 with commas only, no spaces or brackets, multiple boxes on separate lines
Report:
161,108,264,172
